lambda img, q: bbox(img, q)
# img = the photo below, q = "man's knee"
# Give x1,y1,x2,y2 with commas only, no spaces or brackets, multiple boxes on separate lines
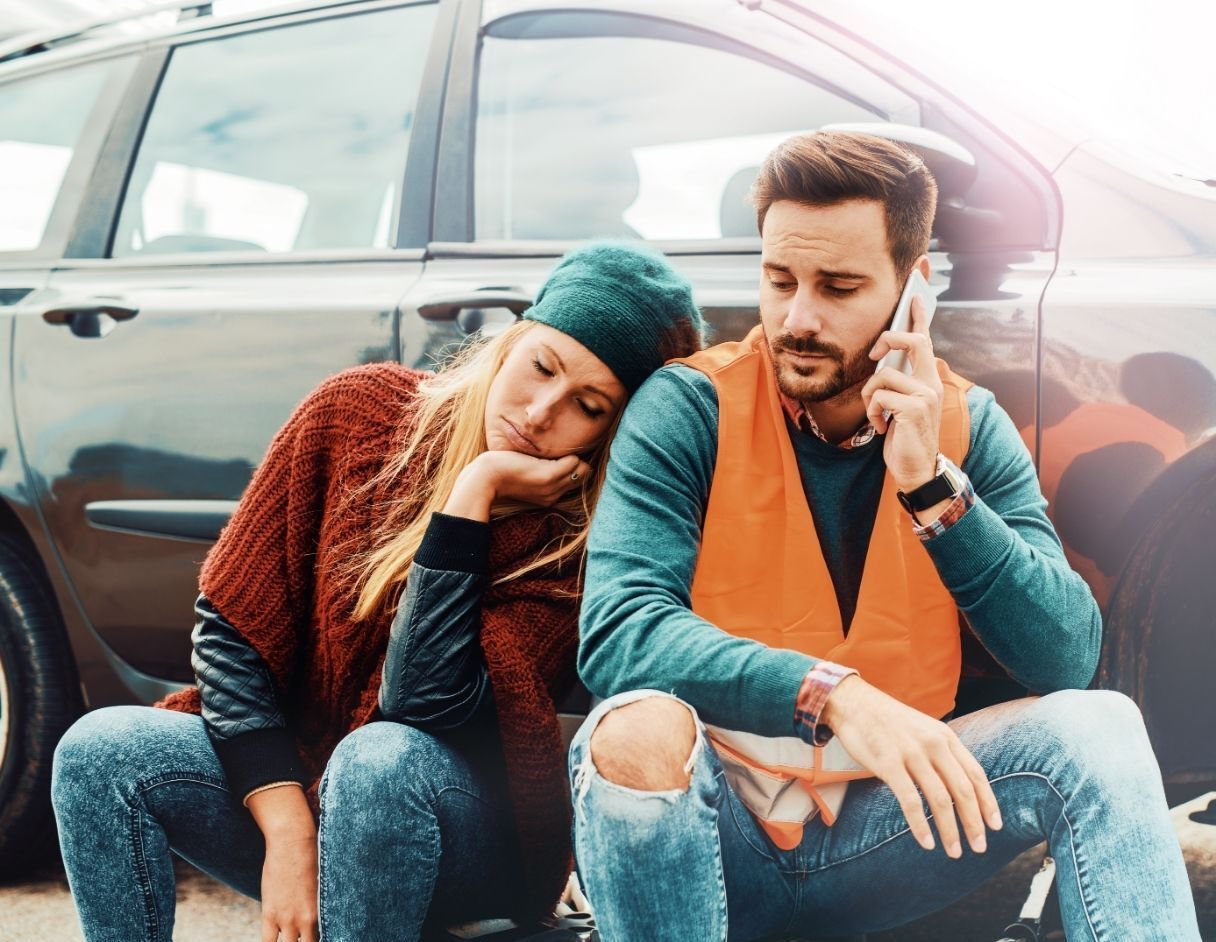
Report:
588,695,698,792
1033,689,1145,740
1031,689,1159,780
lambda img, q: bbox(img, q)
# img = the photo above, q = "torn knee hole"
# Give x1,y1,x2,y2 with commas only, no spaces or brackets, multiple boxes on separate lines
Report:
586,695,699,792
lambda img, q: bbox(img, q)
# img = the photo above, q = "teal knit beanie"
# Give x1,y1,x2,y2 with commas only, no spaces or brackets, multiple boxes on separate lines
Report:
524,241,704,393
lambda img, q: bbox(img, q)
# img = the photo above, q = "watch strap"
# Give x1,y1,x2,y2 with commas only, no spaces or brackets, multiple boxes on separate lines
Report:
897,457,960,513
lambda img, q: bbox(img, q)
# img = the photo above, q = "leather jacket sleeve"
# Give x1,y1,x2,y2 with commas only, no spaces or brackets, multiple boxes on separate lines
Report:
191,593,306,799
378,512,493,729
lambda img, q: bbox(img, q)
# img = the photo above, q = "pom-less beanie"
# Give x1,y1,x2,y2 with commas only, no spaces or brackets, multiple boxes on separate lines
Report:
524,241,704,393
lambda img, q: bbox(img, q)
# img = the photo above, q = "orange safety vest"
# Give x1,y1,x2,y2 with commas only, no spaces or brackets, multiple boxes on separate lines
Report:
673,325,973,848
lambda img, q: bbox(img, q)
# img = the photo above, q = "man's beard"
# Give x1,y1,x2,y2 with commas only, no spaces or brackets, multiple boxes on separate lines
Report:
767,324,886,405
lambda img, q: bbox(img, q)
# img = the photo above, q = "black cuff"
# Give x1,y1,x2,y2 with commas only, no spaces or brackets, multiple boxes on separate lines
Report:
210,727,306,801
414,512,492,575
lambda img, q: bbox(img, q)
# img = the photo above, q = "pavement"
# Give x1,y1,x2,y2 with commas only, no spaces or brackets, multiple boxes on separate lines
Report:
3,793,1214,941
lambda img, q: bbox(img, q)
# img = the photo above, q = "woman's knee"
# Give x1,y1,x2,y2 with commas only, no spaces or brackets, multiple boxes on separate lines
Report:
52,706,161,809
586,693,698,792
321,722,450,809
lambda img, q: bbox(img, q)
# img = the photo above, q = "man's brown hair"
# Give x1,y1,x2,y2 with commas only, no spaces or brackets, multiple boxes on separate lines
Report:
750,131,938,278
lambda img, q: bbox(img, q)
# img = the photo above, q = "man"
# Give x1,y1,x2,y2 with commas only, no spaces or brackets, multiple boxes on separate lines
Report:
570,131,1199,941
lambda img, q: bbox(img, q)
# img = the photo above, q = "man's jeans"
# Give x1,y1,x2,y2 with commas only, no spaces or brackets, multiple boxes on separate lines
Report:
570,688,1201,942
51,706,521,942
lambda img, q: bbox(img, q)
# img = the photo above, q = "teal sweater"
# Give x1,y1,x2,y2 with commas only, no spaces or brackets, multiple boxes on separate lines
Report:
579,364,1102,738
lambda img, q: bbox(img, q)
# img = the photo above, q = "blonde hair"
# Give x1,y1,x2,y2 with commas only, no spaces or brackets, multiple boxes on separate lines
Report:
343,320,622,622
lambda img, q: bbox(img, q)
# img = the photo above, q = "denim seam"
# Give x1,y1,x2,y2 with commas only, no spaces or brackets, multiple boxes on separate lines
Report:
318,773,333,933
1023,772,1101,942
798,771,1101,942
127,803,160,942
434,783,495,807
319,782,333,933
317,779,474,937
710,804,729,942
126,771,231,942
722,778,782,866
991,772,1101,942
138,771,229,795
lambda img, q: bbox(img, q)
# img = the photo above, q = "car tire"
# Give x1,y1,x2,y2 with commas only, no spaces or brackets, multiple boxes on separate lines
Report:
1099,470,1216,794
0,532,82,876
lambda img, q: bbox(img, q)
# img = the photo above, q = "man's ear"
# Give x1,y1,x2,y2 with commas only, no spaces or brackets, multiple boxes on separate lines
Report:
914,254,931,281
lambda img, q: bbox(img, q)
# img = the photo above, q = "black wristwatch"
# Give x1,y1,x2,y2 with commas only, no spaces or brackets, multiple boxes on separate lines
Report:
896,454,962,522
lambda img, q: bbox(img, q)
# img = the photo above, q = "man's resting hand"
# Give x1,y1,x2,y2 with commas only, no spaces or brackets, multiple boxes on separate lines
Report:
821,675,1003,857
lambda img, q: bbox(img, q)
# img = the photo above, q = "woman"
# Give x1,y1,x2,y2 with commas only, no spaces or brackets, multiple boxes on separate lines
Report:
51,242,704,942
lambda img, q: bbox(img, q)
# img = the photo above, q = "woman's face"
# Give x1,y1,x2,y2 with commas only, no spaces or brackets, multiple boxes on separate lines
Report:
484,323,627,458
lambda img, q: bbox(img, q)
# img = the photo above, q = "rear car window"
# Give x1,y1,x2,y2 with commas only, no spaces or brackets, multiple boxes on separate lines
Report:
475,32,881,242
0,59,122,253
112,2,437,257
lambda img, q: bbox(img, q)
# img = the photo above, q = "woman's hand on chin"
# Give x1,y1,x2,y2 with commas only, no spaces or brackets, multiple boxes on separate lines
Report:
444,452,592,521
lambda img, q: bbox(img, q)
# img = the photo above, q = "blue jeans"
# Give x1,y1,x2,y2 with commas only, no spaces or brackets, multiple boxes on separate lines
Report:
570,689,1201,942
51,706,522,942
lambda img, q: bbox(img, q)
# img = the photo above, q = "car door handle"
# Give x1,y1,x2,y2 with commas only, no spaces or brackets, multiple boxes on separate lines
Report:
416,290,533,321
42,301,139,338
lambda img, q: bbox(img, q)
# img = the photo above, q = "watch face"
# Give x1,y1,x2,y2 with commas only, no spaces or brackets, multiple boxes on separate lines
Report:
939,455,965,493
903,473,956,512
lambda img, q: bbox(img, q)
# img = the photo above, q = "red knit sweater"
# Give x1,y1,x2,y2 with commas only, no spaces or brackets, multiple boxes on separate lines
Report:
158,363,580,919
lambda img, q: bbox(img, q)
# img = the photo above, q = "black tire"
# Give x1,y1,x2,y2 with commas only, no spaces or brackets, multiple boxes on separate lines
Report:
1099,467,1216,784
0,531,82,878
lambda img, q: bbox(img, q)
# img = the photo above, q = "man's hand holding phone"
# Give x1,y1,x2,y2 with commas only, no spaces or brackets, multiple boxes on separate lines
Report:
861,282,945,496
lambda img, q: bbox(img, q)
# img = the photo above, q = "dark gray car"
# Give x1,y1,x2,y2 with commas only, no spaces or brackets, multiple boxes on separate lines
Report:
0,0,1213,885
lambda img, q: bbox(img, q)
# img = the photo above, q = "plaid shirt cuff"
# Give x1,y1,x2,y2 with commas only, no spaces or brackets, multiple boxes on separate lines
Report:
912,466,976,542
793,662,859,746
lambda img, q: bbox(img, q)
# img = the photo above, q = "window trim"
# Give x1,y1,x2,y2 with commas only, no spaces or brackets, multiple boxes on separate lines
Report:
63,0,452,262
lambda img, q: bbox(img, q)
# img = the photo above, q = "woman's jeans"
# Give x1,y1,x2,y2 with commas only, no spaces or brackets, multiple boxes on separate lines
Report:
51,706,521,942
570,688,1201,942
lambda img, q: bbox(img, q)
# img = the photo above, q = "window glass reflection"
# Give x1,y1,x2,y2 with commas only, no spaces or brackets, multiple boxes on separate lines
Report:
475,35,882,242
113,3,437,256
0,60,118,253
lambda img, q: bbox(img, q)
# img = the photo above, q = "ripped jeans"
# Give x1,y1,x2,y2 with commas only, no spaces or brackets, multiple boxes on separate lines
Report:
569,688,1200,942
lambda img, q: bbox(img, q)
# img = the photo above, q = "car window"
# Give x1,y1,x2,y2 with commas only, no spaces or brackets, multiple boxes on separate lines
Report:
111,2,437,257
0,59,121,253
474,34,882,242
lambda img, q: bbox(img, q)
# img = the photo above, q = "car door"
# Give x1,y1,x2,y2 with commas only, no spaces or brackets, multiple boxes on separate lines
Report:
12,0,451,698
412,0,1057,413
0,52,137,522
400,0,1063,722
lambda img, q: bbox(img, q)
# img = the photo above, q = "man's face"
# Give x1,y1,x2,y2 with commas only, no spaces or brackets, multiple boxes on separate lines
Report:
759,199,903,406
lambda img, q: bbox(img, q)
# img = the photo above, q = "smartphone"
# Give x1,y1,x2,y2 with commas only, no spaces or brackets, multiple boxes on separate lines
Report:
874,269,937,377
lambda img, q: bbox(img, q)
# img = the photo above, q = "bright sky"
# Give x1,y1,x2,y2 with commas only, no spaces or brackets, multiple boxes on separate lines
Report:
848,0,1216,176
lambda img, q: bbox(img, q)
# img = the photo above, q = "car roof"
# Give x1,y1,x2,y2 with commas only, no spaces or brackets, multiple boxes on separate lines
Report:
0,0,366,74
0,0,1082,170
